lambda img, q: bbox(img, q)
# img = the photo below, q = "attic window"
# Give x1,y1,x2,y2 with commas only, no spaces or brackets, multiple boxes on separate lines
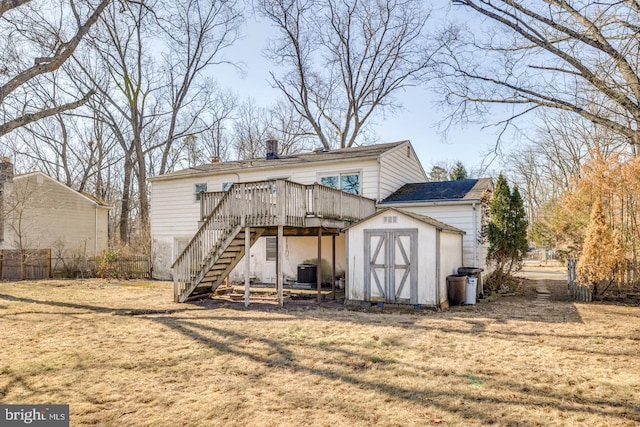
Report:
383,215,397,224
194,183,207,201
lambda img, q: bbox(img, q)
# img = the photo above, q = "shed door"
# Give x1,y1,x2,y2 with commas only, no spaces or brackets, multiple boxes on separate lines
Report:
364,229,418,304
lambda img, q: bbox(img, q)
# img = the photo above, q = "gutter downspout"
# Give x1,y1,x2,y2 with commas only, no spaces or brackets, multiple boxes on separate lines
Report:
377,157,382,202
95,205,98,255
472,202,477,267
435,229,440,308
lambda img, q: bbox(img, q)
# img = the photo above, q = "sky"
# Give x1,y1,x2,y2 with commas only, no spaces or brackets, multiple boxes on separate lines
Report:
219,5,504,178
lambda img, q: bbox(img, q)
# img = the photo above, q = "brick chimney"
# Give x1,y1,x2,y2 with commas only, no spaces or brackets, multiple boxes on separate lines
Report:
266,137,279,160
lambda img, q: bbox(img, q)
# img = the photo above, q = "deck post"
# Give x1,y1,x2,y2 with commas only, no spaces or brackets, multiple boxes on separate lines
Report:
317,227,322,303
332,234,336,300
277,225,284,308
244,226,250,307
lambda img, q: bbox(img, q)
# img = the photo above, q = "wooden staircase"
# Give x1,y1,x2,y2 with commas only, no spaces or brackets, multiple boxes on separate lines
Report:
183,226,264,301
172,179,377,303
172,181,279,302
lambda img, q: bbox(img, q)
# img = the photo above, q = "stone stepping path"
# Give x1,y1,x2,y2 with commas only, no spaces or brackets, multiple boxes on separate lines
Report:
534,285,551,303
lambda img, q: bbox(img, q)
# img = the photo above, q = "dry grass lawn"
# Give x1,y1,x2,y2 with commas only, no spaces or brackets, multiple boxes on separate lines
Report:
0,270,639,426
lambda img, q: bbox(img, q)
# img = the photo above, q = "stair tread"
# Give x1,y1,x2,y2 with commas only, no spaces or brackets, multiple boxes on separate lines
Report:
181,225,265,300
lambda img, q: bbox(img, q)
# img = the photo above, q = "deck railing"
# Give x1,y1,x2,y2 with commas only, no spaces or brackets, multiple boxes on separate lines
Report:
306,184,376,221
199,181,376,223
175,179,375,300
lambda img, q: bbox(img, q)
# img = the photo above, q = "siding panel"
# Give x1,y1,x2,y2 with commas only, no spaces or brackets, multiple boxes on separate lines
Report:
150,157,381,279
379,143,427,200
396,204,488,272
1,173,108,257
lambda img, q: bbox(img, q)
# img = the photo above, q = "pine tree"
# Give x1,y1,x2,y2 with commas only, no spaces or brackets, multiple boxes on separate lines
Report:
487,175,529,283
450,161,468,180
487,174,511,279
508,185,529,273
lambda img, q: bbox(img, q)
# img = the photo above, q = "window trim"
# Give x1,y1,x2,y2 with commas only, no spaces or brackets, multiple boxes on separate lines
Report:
265,236,277,262
317,170,362,195
194,183,207,201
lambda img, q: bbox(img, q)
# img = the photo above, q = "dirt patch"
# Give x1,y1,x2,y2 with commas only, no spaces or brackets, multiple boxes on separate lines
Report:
0,275,639,426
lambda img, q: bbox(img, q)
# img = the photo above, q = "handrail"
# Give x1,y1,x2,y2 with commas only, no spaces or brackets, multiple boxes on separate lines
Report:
199,191,225,221
172,179,376,301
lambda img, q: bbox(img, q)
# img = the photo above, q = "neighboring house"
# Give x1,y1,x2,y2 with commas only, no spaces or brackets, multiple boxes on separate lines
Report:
0,160,110,264
346,208,464,307
378,178,493,274
149,140,428,293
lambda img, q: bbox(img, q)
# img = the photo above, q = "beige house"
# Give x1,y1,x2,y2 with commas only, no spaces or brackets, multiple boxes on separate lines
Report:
0,163,110,260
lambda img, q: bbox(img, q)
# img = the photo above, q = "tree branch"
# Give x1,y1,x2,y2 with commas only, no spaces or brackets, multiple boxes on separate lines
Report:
0,90,94,137
0,0,109,105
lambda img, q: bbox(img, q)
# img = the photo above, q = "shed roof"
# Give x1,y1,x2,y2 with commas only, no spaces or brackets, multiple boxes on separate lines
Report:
379,178,493,204
347,207,464,234
150,140,410,181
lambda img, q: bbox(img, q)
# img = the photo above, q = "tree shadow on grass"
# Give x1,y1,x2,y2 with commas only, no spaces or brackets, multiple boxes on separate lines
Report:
152,314,640,426
2,288,639,425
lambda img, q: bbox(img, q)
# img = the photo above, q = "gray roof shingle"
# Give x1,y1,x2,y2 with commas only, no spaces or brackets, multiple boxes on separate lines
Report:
380,178,493,204
151,141,409,181
346,207,464,234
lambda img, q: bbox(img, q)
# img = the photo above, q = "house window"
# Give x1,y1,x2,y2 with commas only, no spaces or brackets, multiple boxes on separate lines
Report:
320,172,360,195
265,237,276,261
222,182,233,191
194,183,207,201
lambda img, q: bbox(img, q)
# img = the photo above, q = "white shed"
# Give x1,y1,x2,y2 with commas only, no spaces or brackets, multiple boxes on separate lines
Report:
346,208,464,308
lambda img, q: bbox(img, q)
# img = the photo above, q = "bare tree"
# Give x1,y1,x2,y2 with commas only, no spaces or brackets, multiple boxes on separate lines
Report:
438,1,640,154
232,98,315,160
268,100,314,154
259,0,435,149
507,110,629,227
233,98,270,159
155,0,244,175
0,0,109,137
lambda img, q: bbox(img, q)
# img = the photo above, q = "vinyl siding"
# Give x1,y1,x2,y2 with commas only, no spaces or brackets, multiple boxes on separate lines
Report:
150,157,381,279
439,229,464,305
393,204,488,272
378,143,427,200
345,210,462,306
1,173,108,257
228,234,347,284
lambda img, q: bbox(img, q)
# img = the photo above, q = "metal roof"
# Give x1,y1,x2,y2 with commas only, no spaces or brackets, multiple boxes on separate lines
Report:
150,141,409,181
379,178,493,204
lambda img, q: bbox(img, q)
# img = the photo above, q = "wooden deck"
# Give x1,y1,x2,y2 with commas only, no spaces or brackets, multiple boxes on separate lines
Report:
172,179,376,303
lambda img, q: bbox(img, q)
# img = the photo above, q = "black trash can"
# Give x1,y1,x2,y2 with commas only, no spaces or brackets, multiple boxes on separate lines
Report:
457,267,484,298
446,274,467,306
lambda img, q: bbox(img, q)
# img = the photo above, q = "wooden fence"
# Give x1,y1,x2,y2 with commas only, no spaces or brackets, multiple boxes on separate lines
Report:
94,255,152,279
0,249,51,280
567,257,640,302
0,250,152,280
